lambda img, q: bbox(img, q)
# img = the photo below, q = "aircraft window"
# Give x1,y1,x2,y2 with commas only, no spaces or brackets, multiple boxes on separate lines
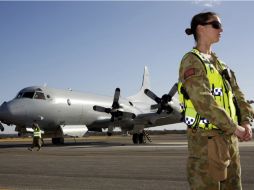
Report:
34,92,46,100
16,92,23,99
22,92,35,99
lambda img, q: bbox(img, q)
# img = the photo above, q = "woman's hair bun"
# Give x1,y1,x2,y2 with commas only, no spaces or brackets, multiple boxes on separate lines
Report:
185,28,193,35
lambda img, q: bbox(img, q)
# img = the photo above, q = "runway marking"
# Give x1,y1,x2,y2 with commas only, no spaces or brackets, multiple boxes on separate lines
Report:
65,141,254,150
117,145,188,148
69,144,188,149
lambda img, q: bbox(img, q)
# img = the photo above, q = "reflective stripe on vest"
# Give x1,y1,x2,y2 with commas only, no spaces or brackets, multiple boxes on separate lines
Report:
178,49,237,130
33,129,41,138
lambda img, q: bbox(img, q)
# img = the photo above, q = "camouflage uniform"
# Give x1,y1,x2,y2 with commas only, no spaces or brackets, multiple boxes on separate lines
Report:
178,50,253,190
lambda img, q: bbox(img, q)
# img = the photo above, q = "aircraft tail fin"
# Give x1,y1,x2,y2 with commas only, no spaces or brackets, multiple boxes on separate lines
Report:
128,66,154,103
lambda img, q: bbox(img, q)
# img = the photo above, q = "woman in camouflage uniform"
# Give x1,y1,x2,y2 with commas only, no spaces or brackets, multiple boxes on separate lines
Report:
178,12,253,190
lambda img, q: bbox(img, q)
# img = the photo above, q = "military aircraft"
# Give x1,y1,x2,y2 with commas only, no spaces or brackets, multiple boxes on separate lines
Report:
0,67,182,144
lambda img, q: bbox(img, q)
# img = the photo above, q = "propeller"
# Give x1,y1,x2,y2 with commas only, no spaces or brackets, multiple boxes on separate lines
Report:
93,88,136,122
144,83,178,114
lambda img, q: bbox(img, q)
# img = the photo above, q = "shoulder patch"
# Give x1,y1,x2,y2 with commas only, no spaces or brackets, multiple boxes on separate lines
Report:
184,68,195,80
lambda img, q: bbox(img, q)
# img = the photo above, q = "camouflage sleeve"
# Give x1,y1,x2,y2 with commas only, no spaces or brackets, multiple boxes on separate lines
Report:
179,53,237,135
230,70,254,124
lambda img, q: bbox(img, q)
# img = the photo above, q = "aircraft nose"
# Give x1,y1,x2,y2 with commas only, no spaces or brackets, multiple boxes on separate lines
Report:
0,101,12,123
0,100,28,125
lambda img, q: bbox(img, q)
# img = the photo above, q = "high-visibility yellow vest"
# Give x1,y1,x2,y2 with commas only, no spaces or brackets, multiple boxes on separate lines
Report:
33,128,41,138
178,49,238,130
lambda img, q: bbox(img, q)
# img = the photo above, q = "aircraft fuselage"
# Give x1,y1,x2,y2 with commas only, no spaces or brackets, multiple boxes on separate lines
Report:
0,86,148,136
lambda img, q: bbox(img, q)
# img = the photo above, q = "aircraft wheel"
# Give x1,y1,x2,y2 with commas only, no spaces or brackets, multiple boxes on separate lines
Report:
52,138,59,145
59,137,64,144
107,132,112,136
132,133,139,144
52,137,64,145
138,133,144,144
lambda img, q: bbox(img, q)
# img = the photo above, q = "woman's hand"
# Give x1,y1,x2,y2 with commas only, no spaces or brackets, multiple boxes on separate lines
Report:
234,125,246,141
241,122,253,141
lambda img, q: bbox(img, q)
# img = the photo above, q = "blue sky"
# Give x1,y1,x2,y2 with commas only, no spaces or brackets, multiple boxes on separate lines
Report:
0,1,254,133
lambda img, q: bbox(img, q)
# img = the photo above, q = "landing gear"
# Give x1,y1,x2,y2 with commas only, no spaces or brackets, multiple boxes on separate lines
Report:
52,137,64,145
107,132,113,136
132,133,144,144
132,130,152,144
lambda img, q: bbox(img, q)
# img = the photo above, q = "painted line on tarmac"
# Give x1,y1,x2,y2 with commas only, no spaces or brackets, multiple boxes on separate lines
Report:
110,145,188,149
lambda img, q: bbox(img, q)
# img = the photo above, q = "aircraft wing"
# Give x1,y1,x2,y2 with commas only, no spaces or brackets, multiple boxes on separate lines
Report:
134,109,182,128
88,118,112,132
88,106,182,133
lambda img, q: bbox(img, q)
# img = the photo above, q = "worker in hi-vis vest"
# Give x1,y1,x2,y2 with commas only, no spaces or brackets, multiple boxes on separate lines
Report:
28,121,42,151
178,11,253,190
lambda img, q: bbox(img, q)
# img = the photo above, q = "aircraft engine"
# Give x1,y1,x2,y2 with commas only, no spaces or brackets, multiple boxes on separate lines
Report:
144,83,178,114
93,88,136,136
93,88,136,122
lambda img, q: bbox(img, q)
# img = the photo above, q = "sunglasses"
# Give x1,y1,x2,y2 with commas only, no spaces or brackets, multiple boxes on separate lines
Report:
201,21,222,29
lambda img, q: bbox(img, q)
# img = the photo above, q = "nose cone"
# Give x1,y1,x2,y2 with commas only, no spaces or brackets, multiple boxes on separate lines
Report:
0,101,18,125
0,100,29,126
0,102,9,122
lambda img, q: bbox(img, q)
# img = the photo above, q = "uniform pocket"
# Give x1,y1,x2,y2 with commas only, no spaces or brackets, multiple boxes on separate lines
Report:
187,129,208,158
208,135,230,181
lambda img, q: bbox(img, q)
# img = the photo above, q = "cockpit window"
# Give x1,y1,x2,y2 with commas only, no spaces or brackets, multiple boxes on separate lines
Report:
15,90,46,100
34,92,46,100
16,92,23,98
22,92,35,99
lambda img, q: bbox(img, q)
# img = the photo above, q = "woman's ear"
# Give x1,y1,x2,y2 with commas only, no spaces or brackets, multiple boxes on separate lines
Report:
196,25,203,33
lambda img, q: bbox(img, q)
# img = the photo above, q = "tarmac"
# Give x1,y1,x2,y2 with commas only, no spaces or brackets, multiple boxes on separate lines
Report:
0,134,253,190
